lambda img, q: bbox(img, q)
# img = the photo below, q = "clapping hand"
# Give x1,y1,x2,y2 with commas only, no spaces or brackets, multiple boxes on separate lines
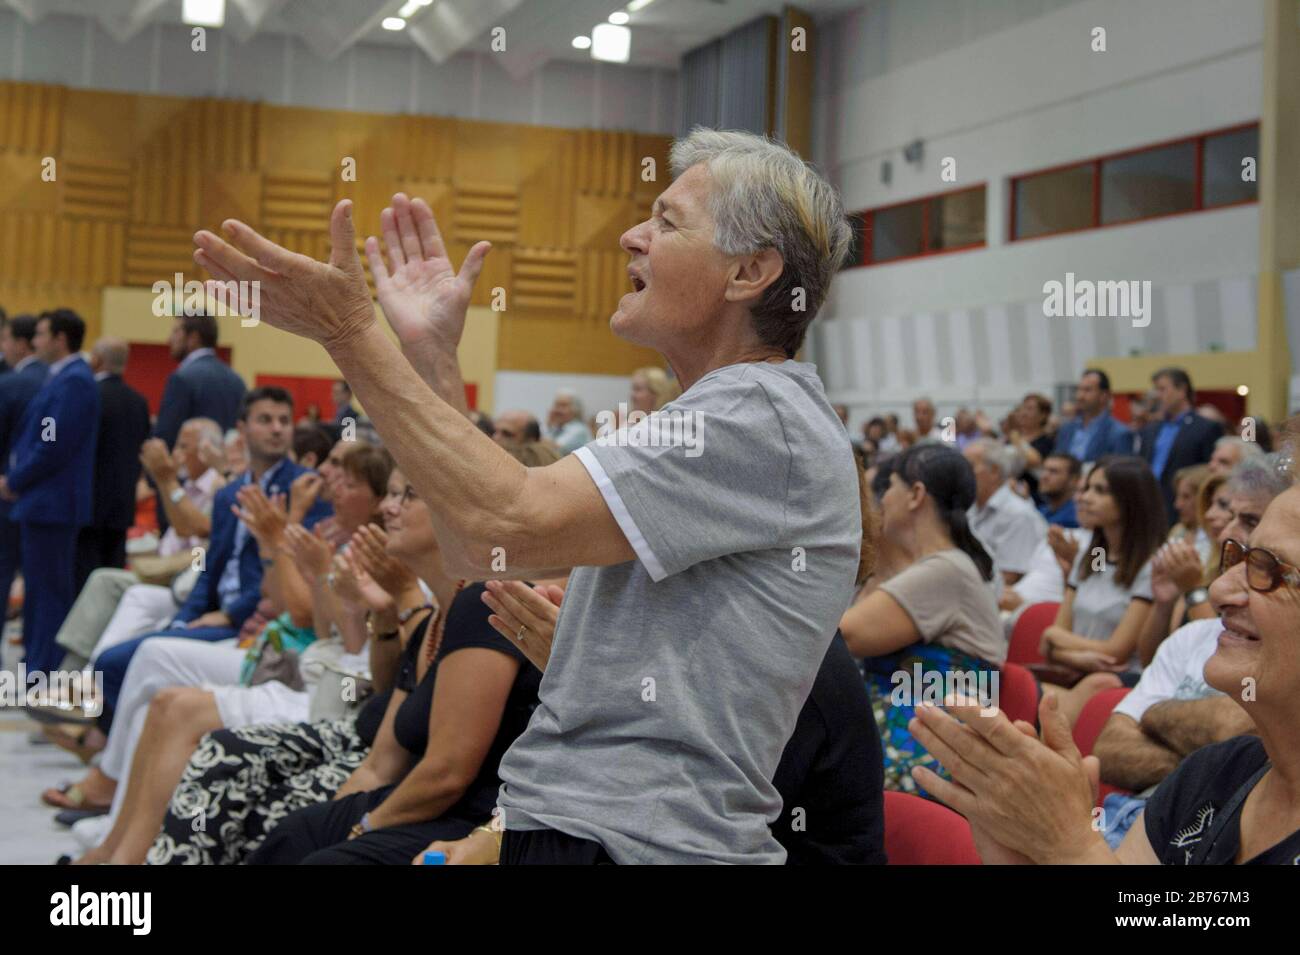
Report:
1150,539,1203,603
233,485,288,550
289,471,324,523
349,524,415,595
284,522,335,580
482,579,565,674
1047,524,1080,579
331,547,394,615
139,438,178,484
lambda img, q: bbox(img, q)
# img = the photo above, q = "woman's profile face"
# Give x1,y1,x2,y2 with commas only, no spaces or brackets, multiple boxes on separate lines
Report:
880,473,912,535
1077,468,1119,528
630,373,654,413
387,483,435,558
379,470,404,528
1174,478,1199,528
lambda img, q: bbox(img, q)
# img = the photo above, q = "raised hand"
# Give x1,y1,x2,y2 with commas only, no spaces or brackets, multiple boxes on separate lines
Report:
331,548,394,615
350,523,414,595
233,485,289,550
139,438,177,484
284,522,335,580
1047,524,1080,579
289,471,325,523
481,579,565,673
364,194,491,352
194,200,375,349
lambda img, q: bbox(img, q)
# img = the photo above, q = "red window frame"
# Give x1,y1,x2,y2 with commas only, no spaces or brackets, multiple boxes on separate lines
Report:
1008,121,1259,243
846,183,987,268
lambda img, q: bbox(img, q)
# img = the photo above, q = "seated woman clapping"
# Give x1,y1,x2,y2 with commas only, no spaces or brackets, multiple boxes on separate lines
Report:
838,443,1003,795
1039,456,1166,683
246,477,543,865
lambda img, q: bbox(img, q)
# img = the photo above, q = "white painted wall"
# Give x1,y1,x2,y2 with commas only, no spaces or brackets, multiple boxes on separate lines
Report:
810,0,1266,415
492,371,632,426
0,10,679,134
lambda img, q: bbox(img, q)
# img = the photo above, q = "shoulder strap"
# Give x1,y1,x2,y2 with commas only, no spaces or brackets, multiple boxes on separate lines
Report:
1188,759,1270,866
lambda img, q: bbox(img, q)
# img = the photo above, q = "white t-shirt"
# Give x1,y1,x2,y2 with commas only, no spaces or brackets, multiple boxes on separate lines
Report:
969,482,1047,576
1112,619,1224,723
1067,549,1155,672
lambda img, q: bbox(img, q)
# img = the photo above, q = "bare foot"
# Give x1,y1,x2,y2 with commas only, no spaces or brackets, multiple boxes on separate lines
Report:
40,767,116,810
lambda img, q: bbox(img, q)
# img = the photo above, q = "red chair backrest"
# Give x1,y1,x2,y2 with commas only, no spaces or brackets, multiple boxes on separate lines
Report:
997,662,1040,726
1007,601,1060,665
1072,687,1131,757
883,791,982,865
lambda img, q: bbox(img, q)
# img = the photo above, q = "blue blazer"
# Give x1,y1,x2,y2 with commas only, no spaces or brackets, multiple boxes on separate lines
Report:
174,456,332,629
7,357,100,527
1053,411,1135,462
153,352,247,449
0,360,48,523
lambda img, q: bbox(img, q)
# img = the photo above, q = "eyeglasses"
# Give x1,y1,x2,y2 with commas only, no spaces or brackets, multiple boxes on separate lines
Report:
1220,538,1300,593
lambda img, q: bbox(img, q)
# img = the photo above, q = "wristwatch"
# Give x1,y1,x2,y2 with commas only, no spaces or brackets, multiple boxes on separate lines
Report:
1184,587,1210,608
169,486,186,505
366,614,400,643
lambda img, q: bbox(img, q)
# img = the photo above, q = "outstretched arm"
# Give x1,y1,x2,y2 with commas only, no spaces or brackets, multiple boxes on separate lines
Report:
193,197,634,579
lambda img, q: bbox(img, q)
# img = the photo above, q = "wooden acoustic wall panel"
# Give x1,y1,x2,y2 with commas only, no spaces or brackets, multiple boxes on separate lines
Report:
516,127,576,250
576,249,629,322
198,99,260,171
634,133,670,210
448,239,512,310
512,248,576,312
131,111,203,226
200,170,262,230
0,83,63,155
61,158,131,220
263,171,334,231
60,90,137,164
575,130,635,198
126,223,200,287
455,182,518,245
394,115,456,181
452,119,521,187
497,312,659,376
0,212,122,288
573,194,636,250
0,152,58,214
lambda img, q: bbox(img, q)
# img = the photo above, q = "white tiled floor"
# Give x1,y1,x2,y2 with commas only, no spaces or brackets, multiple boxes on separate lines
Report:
1,627,85,865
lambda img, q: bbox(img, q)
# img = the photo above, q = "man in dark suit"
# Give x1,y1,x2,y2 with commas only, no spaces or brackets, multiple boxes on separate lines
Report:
1137,367,1224,522
153,314,246,449
0,307,10,375
0,310,100,676
1053,368,1135,464
76,338,151,592
0,315,47,620
93,386,331,721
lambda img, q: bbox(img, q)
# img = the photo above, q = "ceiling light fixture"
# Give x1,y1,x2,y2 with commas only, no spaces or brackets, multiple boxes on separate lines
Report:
382,17,406,30
572,35,593,49
398,0,431,17
627,0,655,12
591,23,630,63
182,0,225,28
609,11,630,24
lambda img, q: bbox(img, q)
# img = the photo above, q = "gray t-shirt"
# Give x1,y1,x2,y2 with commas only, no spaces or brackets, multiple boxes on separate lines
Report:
1067,549,1154,671
879,549,1005,663
495,360,861,864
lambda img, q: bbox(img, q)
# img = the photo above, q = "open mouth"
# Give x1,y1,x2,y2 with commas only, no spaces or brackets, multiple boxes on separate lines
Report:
628,268,646,293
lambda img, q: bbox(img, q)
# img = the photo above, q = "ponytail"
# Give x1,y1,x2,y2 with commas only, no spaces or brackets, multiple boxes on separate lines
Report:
946,507,995,583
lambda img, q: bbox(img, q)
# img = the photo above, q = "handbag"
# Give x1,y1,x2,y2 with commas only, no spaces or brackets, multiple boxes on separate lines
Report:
240,614,317,690
303,642,374,722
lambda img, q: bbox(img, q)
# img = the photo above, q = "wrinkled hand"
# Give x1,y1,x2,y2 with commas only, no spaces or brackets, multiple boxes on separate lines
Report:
331,548,394,614
365,193,491,353
909,693,1106,864
482,579,565,674
350,524,415,595
233,485,288,550
194,200,376,350
139,438,177,483
1152,539,1202,600
284,523,335,580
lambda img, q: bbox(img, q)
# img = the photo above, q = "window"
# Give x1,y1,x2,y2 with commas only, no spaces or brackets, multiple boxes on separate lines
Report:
1010,123,1259,241
843,185,987,268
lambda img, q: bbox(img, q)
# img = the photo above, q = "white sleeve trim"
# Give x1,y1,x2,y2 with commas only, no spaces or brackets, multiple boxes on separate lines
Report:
574,445,669,582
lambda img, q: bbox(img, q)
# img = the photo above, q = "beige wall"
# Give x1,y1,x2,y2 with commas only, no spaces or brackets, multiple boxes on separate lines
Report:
100,287,500,414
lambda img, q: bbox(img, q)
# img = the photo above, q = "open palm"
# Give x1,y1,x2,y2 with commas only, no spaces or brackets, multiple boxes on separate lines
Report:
364,193,491,352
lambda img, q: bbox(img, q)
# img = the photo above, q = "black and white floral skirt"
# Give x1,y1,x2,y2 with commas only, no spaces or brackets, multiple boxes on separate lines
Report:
147,717,368,865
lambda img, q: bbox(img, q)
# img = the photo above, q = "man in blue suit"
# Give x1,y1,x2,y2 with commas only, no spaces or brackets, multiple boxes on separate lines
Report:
153,314,247,449
0,315,48,620
1053,368,1136,464
1138,367,1224,523
1,310,99,677
94,385,331,723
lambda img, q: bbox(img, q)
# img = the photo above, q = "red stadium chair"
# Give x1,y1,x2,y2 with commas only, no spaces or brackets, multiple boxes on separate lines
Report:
883,791,982,865
997,662,1040,727
1072,686,1131,757
1007,601,1059,665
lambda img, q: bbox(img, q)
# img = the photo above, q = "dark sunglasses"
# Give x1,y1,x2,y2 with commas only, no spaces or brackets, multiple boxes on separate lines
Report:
1221,538,1300,593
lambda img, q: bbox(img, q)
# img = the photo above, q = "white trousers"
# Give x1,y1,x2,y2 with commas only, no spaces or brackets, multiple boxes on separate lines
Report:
88,584,179,667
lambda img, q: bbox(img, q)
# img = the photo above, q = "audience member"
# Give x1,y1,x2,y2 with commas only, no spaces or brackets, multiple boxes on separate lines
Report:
629,365,680,414
491,409,540,447
1208,434,1263,477
153,316,246,449
76,338,150,591
1053,369,1134,463
332,380,358,426
0,314,46,617
545,388,591,455
912,397,943,443
1037,452,1081,528
1039,457,1166,681
1138,367,1224,522
1,310,100,676
965,438,1046,586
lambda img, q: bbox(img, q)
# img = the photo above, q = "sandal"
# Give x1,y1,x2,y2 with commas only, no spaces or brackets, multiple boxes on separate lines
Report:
40,782,110,813
41,724,104,765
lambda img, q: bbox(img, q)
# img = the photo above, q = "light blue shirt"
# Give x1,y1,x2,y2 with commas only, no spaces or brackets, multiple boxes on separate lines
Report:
215,461,288,616
1151,418,1182,480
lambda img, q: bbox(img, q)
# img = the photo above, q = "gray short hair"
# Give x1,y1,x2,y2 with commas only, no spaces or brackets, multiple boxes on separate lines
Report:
1226,452,1293,501
183,417,223,449
555,387,584,418
970,437,1020,479
669,127,851,357
1215,435,1264,462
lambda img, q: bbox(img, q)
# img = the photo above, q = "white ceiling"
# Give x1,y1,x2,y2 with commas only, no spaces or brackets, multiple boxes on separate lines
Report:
1,0,860,77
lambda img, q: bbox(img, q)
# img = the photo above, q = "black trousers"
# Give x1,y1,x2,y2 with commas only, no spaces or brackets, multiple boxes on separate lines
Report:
500,827,615,865
247,785,478,865
74,526,128,594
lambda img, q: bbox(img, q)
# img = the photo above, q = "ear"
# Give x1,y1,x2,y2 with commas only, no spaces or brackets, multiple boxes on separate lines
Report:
723,248,784,306
906,480,927,512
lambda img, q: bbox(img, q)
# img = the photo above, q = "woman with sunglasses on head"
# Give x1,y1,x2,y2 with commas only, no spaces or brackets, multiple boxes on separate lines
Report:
1038,456,1167,685
907,466,1300,865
